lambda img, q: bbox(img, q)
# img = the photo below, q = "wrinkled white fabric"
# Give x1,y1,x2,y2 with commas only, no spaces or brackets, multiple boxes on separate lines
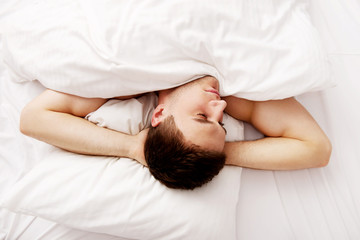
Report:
2,0,333,100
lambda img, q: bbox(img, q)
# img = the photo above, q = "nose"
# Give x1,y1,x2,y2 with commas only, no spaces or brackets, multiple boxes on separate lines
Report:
208,100,227,122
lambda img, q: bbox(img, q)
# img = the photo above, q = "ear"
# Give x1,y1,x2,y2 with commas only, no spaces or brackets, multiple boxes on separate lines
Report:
151,104,167,127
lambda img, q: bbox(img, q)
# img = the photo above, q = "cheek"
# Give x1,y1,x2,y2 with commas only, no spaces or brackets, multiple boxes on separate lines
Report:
209,140,225,152
203,131,226,152
217,134,226,151
211,130,226,151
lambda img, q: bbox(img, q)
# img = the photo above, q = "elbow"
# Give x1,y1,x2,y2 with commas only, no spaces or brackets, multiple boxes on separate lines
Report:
321,138,332,167
20,104,38,137
313,137,332,168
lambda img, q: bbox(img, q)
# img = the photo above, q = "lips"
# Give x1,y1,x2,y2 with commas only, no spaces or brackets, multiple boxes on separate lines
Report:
206,89,221,98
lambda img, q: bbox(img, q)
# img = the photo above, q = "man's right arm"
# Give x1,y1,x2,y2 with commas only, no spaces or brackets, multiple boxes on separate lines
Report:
20,89,147,165
223,96,332,170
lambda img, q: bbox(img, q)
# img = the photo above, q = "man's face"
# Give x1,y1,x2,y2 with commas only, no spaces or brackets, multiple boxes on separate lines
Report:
156,76,227,152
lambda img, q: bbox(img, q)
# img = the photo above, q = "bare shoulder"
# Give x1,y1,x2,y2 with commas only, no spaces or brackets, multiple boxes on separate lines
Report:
223,96,303,124
223,96,254,122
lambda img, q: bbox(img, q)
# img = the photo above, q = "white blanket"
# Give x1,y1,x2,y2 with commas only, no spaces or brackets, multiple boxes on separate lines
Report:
2,0,333,100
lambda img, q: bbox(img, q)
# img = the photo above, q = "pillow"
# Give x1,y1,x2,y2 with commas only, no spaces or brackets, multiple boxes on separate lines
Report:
2,0,333,100
85,93,158,135
0,94,244,239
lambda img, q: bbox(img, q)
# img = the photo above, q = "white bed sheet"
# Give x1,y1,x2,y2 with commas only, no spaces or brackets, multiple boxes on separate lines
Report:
1,0,360,239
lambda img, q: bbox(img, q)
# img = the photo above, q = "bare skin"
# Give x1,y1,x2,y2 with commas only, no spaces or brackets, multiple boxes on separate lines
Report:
20,77,331,170
223,96,332,169
20,90,148,165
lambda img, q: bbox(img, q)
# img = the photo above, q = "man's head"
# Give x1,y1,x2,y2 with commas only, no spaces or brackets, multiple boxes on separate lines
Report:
152,76,227,151
144,115,226,190
144,76,227,190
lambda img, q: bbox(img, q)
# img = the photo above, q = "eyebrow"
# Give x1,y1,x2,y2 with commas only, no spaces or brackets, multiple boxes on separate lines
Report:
192,118,227,134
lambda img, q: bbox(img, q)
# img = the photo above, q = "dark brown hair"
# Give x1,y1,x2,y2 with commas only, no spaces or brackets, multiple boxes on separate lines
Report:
144,116,226,190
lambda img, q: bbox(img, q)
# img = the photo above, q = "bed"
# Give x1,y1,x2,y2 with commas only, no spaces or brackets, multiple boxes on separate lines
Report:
0,0,359,239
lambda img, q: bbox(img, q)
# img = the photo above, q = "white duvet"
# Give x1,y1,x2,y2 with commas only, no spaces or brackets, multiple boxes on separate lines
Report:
2,0,333,100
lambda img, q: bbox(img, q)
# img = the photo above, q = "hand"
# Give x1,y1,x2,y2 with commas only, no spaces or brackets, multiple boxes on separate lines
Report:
130,128,149,167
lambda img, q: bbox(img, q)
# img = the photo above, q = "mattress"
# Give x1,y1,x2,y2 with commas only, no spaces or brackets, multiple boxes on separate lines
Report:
1,0,360,239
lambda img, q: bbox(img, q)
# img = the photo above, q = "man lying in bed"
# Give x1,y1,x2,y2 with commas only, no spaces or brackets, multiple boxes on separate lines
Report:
20,76,332,190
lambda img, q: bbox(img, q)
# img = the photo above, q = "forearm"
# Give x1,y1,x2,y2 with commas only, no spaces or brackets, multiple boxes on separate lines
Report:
20,108,136,159
224,137,331,170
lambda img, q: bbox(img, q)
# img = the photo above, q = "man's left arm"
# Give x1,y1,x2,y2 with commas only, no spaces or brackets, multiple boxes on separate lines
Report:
223,97,332,170
20,90,148,165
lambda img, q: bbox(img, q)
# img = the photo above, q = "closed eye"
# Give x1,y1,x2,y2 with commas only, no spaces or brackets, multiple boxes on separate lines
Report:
197,113,207,119
195,114,227,134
